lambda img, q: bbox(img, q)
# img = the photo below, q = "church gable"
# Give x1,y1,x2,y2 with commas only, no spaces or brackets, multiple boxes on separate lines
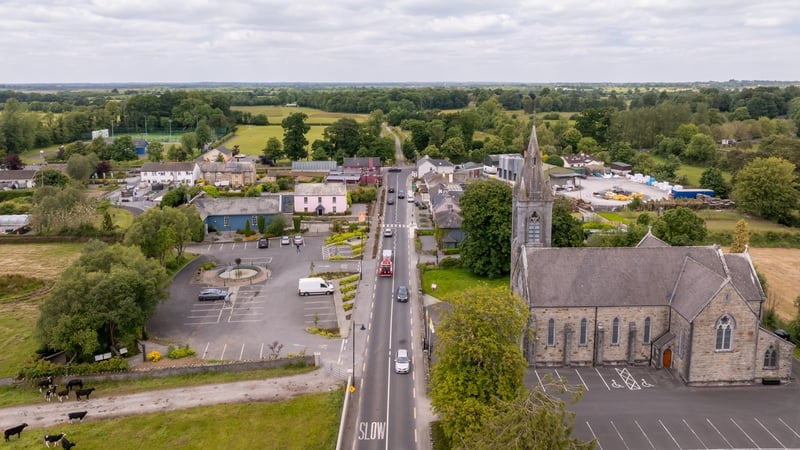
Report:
670,257,727,322
635,230,670,248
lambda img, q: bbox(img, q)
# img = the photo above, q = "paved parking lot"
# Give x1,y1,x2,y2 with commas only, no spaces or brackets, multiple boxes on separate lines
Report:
528,365,800,449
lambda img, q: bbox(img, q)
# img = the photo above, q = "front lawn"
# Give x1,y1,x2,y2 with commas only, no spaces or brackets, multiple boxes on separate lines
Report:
420,266,509,301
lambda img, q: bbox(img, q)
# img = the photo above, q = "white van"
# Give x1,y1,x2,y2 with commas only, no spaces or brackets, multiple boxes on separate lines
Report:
298,277,335,296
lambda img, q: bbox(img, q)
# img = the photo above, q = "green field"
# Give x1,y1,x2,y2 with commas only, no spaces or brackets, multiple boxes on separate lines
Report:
232,105,367,125
420,267,509,301
226,125,327,156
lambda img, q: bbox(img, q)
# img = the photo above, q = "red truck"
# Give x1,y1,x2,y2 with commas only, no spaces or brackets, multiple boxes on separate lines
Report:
379,249,393,277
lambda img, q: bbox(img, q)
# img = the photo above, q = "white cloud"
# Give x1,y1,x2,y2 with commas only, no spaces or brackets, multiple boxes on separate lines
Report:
0,0,797,83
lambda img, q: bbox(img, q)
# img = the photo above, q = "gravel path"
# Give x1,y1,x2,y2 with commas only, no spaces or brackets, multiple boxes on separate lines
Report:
0,370,342,431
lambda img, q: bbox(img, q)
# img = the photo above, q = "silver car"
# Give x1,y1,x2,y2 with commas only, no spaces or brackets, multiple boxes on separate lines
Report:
394,349,410,374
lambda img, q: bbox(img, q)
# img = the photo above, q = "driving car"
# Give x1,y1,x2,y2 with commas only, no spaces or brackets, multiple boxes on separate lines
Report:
397,191,405,199
394,348,410,373
388,187,395,193
387,197,395,205
388,167,402,173
383,228,394,237
281,235,291,245
396,285,409,302
293,235,304,245
198,288,230,302
258,237,269,248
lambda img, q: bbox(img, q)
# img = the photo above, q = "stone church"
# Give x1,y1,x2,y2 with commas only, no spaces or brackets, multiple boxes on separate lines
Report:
510,120,794,386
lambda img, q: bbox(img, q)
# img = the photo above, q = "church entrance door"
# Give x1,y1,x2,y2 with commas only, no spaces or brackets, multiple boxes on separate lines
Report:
662,348,672,368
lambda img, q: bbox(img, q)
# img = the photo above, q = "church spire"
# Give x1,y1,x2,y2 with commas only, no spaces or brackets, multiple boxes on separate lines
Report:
515,93,553,203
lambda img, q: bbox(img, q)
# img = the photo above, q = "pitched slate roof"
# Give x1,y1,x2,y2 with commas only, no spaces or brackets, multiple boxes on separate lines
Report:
636,230,670,248
342,157,381,169
200,161,255,173
292,161,337,171
193,196,282,219
0,170,37,181
294,182,347,196
433,209,462,229
524,246,758,310
141,162,197,172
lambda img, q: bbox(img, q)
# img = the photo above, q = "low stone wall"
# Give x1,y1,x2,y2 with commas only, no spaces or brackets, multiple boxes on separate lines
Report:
60,356,316,383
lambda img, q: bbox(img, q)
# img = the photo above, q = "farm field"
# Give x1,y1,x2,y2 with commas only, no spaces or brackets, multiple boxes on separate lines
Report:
231,105,367,124
225,124,326,156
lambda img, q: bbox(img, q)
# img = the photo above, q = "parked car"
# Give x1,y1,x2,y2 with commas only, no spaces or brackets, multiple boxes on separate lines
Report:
775,329,791,340
198,288,230,302
258,238,269,248
388,167,402,173
293,235,304,245
396,285,409,302
383,228,394,238
407,196,415,203
394,348,410,373
281,235,291,245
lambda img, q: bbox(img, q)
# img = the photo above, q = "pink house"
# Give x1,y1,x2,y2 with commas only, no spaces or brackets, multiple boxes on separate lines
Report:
293,183,348,215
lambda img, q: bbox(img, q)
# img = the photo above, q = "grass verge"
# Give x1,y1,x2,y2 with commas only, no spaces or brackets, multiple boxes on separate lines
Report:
420,267,509,301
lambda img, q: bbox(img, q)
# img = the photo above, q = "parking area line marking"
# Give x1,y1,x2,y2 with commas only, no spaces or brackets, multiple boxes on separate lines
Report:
203,342,210,359
239,344,245,361
658,418,682,449
595,368,611,390
730,418,759,449
575,369,589,391
219,343,227,360
755,417,785,449
554,369,562,381
585,421,602,450
610,421,630,450
779,418,800,439
260,343,264,360
616,367,641,390
185,321,220,325
634,420,656,449
534,370,546,392
706,418,734,449
682,418,707,449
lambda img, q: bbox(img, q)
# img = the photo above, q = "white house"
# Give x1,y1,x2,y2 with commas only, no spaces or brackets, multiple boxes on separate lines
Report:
140,162,201,185
293,183,348,215
416,155,455,178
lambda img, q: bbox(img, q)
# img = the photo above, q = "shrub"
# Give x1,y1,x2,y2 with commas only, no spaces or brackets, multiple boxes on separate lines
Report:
18,356,130,380
167,345,197,359
438,257,462,269
147,351,162,362
343,300,354,309
340,284,356,294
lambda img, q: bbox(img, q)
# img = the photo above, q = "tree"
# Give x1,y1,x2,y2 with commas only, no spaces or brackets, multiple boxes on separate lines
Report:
3,152,24,170
545,154,564,167
265,214,287,237
180,132,198,159
66,153,99,182
195,118,213,150
441,136,467,164
699,166,729,198
108,135,138,161
559,127,582,151
458,180,512,278
29,185,95,234
147,141,164,162
323,117,360,157
683,134,717,164
551,198,584,247
262,137,284,161
576,136,601,155
732,157,799,225
282,112,310,161
430,285,528,443
35,240,168,361
652,207,707,246
730,219,749,253
124,206,201,265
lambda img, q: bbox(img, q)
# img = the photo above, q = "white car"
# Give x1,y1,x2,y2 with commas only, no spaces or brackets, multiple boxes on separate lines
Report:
383,228,393,237
280,235,291,245
293,235,304,245
394,349,410,374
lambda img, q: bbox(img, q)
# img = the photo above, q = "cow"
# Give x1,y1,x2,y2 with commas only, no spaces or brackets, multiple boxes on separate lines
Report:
44,433,65,447
67,411,87,423
38,376,54,393
61,437,76,449
45,385,58,402
74,388,95,401
3,423,27,441
65,379,83,391
57,389,70,403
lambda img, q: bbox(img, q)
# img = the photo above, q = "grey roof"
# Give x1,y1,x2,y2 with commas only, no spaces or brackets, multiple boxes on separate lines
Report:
294,182,347,196
636,231,670,248
141,162,197,172
525,246,759,310
670,257,727,321
434,209,462,229
292,161,337,171
200,161,255,173
342,157,381,169
193,196,282,219
563,153,604,165
0,170,37,181
418,155,454,168
724,252,765,302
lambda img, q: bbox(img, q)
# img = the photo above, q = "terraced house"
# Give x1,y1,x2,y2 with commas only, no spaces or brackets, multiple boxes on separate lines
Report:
510,120,794,386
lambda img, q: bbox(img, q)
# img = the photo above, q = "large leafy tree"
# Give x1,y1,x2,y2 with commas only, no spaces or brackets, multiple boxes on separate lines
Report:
36,241,168,361
652,207,707,246
262,136,284,161
683,134,717,164
699,166,729,198
430,285,528,443
282,112,310,161
29,185,95,234
125,205,203,265
66,153,99,182
552,198,584,247
732,157,799,225
459,179,512,278
323,117,360,158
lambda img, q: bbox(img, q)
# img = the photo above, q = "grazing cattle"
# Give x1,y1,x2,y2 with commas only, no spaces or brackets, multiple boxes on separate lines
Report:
4,423,28,441
43,433,65,447
57,389,70,403
65,379,83,391
67,411,87,423
61,437,76,449
74,388,95,401
45,385,58,402
38,376,54,393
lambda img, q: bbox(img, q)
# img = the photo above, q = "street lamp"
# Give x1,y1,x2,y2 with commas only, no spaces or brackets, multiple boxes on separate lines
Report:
352,320,366,387
360,231,365,280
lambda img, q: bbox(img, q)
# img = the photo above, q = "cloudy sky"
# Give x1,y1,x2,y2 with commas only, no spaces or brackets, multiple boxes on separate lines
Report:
1,0,798,84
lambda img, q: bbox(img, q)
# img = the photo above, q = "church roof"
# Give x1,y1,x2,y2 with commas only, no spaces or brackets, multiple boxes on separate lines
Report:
636,230,670,248
524,246,760,310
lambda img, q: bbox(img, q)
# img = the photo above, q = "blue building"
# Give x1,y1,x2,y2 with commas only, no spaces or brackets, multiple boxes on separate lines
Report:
193,195,284,235
134,139,149,156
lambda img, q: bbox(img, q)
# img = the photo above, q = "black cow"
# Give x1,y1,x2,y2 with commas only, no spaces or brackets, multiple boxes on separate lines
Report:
74,387,95,401
38,376,54,392
67,411,87,423
3,423,27,441
44,433,65,447
61,437,76,449
57,389,70,403
65,379,83,391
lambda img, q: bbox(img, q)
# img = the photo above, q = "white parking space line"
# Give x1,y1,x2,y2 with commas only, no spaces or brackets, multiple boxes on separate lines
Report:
585,421,602,450
682,418,708,449
239,344,245,361
658,419,682,449
575,369,589,391
779,418,800,439
610,421,631,450
534,370,546,393
634,420,656,449
219,343,227,360
730,418,759,449
706,418,734,449
595,368,611,390
755,417,786,449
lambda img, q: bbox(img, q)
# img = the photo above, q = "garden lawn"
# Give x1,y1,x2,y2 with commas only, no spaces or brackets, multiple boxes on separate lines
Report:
421,267,509,301
225,124,327,156
15,391,342,450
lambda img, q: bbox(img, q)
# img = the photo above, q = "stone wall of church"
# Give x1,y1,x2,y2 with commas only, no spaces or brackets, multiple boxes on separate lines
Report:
753,329,793,381
532,306,669,367
685,286,760,385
